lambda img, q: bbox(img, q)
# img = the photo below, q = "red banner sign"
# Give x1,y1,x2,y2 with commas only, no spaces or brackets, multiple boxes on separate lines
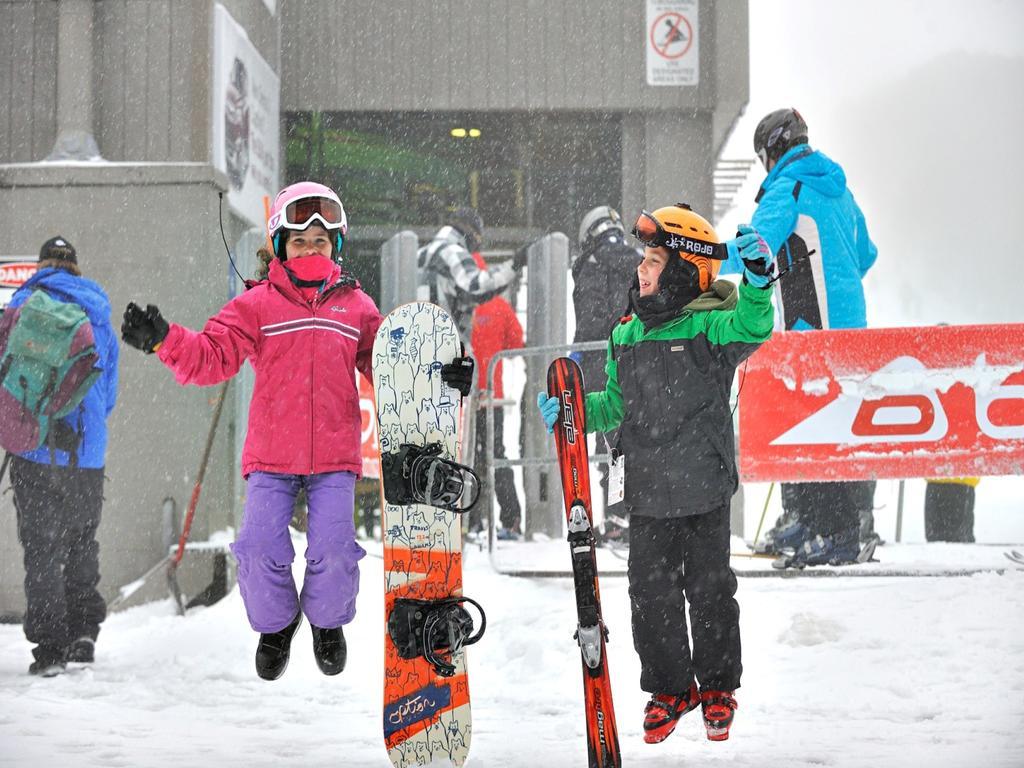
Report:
359,373,380,479
738,324,1024,482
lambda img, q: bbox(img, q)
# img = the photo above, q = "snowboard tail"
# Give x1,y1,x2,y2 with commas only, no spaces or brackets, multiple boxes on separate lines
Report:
547,357,622,768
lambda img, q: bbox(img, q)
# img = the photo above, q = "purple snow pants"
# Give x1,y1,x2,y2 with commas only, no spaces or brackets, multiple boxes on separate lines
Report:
231,471,365,633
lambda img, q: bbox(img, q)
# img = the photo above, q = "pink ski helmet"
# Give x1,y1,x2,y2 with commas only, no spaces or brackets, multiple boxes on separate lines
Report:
267,181,348,261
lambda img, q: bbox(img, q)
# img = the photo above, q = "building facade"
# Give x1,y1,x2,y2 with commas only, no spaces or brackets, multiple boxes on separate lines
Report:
0,0,748,616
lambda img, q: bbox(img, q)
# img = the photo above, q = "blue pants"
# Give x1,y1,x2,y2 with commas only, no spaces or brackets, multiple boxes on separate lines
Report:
231,471,365,633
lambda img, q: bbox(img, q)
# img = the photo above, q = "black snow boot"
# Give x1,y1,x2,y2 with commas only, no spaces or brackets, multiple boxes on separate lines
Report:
255,612,303,681
311,624,347,676
29,645,67,677
67,637,95,664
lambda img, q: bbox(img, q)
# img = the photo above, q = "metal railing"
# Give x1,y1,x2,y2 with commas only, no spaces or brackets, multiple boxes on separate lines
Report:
480,340,612,556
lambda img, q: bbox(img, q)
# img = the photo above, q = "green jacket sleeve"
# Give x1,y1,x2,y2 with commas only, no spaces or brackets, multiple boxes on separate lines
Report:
704,280,775,366
584,338,625,433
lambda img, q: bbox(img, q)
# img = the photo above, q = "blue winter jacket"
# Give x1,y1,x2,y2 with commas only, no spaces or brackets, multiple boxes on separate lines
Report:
8,268,119,469
722,145,877,330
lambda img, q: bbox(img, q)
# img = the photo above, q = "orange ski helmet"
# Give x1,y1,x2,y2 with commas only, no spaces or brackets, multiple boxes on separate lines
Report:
631,203,724,292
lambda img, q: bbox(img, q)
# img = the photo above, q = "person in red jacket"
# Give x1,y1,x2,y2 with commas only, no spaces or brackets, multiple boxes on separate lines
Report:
121,182,389,681
469,252,524,537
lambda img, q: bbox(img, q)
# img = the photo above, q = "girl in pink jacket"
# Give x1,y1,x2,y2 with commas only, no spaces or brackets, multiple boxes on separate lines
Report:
122,182,381,680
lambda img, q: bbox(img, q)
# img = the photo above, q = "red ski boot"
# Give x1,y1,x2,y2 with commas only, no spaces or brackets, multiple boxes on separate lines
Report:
642,681,700,744
701,689,737,741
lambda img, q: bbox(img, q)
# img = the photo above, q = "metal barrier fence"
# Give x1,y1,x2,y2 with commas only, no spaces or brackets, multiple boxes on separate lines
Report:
480,340,612,554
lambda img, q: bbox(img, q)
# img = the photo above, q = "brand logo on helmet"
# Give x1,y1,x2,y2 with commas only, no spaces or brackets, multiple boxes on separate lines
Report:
268,213,281,231
666,235,715,256
767,125,789,148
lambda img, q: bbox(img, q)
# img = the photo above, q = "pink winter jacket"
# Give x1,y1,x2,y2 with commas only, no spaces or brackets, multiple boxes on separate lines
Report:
157,259,382,477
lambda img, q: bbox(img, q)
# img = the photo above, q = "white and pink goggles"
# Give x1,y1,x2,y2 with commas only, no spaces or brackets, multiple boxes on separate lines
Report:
267,187,348,238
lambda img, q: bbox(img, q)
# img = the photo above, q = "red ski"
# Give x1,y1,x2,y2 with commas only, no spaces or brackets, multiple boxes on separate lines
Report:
547,357,622,768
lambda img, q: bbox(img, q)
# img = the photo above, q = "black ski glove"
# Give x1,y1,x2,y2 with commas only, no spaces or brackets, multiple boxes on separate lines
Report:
441,356,475,398
512,244,530,272
122,302,170,354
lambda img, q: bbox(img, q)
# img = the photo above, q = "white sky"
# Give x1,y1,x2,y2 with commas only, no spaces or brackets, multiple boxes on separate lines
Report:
727,0,1024,153
721,0,1024,328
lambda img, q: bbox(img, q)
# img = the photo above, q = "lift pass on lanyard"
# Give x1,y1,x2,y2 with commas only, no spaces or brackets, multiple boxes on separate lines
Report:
608,454,625,505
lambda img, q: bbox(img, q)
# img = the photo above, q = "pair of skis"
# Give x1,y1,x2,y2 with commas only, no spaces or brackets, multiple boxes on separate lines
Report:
548,357,622,768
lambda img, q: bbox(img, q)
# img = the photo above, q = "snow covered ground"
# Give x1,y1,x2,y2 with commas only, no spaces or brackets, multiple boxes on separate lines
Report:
2,531,1022,768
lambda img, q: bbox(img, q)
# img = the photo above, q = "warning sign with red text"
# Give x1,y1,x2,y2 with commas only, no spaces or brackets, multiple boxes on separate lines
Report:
646,0,699,86
738,325,1024,482
0,255,39,310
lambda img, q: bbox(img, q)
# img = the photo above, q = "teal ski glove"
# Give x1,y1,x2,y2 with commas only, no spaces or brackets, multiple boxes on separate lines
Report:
537,392,560,434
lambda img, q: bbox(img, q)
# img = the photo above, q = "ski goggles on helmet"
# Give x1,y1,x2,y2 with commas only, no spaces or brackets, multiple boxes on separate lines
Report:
631,211,727,261
268,193,348,236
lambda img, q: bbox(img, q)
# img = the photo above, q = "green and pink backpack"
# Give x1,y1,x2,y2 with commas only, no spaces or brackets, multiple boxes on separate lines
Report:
0,290,100,455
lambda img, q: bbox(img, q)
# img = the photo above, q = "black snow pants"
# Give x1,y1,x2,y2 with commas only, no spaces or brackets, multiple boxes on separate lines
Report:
10,456,106,654
627,505,741,694
781,480,871,537
924,482,976,543
471,408,521,532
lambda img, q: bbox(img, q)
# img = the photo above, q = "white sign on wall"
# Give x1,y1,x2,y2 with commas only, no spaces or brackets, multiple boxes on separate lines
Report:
212,4,280,228
645,0,700,86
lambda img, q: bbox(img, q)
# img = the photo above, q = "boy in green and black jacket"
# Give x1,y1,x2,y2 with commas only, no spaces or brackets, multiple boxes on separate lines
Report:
539,203,774,744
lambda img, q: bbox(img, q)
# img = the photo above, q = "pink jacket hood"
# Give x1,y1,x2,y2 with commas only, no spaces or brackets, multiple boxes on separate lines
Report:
158,259,382,477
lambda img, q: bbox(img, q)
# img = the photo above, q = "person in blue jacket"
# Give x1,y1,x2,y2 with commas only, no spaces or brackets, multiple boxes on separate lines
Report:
7,237,119,676
722,108,878,565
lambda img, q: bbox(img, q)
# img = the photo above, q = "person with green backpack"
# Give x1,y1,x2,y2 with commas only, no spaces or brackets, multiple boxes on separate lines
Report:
0,236,119,677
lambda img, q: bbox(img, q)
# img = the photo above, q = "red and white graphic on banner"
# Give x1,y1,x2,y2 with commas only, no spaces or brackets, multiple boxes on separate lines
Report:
358,373,380,478
738,325,1024,482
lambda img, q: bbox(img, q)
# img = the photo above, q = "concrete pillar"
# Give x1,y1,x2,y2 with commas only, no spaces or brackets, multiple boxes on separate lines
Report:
523,233,569,539
47,0,102,161
621,112,716,222
645,112,715,217
379,230,419,313
620,113,647,224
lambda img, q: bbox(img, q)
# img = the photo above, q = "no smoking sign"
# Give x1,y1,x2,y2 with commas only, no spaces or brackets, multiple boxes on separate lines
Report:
646,0,699,86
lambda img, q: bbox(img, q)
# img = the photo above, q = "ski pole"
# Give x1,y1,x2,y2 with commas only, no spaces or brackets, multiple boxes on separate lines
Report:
751,481,775,548
167,380,230,615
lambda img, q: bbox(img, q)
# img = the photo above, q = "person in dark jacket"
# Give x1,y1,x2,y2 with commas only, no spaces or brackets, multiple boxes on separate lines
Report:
573,206,641,389
539,204,775,745
572,206,641,539
721,108,879,562
7,236,119,677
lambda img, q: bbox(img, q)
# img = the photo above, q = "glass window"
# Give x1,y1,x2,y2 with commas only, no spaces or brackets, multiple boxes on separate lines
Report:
284,111,622,234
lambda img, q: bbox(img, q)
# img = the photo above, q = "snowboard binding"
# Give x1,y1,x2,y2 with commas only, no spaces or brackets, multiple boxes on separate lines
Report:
381,442,481,513
388,596,487,677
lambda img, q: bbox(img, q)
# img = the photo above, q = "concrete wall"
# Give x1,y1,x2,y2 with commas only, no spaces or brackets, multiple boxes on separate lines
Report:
282,0,730,112
0,0,280,164
0,163,244,618
0,0,279,617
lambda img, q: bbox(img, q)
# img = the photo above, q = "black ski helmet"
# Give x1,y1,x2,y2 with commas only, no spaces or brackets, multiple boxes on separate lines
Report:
753,108,808,169
578,205,625,253
448,207,484,252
